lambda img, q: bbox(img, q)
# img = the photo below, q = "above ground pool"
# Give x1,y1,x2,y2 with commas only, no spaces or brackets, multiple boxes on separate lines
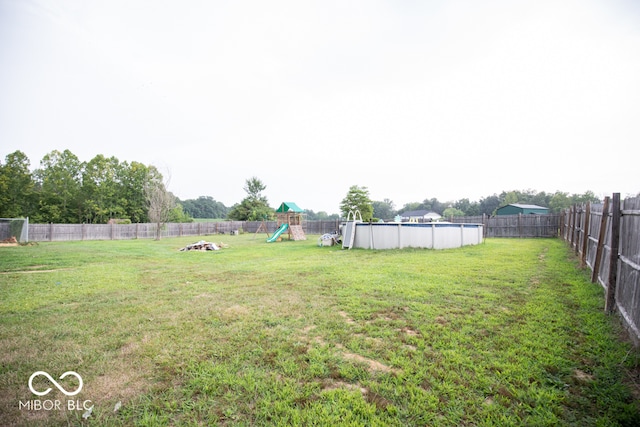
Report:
342,221,484,250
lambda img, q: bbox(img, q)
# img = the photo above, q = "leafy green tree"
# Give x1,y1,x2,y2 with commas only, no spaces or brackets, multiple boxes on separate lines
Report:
81,155,125,223
546,190,600,213
118,161,153,223
228,199,274,221
181,196,228,218
340,185,374,220
499,191,520,208
399,202,421,213
479,195,501,216
424,198,447,215
244,177,266,200
33,149,83,223
305,210,339,220
454,198,480,216
168,203,193,223
529,190,551,207
572,191,601,205
227,177,274,221
372,199,395,220
0,150,35,217
549,191,570,213
443,207,465,218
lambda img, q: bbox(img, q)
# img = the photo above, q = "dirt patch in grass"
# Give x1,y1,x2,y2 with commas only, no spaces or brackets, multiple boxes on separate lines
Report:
321,380,368,395
400,326,420,336
573,369,594,383
87,336,156,415
0,268,74,274
365,391,395,410
338,311,356,324
301,325,317,334
322,380,361,393
0,264,74,274
221,304,250,321
341,350,400,374
299,320,401,375
91,367,149,403
435,316,448,325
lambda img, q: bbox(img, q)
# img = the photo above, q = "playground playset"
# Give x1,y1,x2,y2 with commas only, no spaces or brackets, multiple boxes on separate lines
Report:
267,202,307,242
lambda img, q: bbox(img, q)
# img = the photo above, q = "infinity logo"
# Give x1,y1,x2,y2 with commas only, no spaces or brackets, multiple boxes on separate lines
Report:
28,371,83,397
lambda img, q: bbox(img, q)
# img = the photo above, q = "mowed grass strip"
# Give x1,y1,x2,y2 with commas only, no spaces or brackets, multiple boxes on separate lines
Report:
1,237,638,426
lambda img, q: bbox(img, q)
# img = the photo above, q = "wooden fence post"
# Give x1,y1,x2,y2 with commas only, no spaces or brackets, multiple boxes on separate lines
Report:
605,193,621,313
567,206,573,247
581,202,590,267
568,206,574,246
592,196,610,284
482,214,487,238
575,205,582,256
571,204,578,248
518,213,522,238
575,205,580,251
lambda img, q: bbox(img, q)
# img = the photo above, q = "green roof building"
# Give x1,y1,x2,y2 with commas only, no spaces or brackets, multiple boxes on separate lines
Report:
496,204,550,215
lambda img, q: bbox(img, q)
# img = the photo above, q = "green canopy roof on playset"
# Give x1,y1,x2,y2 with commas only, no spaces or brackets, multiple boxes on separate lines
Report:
275,202,304,213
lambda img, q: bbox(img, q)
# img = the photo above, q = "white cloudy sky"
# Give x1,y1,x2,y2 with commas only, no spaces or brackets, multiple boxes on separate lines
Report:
1,0,639,214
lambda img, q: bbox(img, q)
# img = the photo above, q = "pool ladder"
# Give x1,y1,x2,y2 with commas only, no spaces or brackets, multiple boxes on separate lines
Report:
343,210,363,250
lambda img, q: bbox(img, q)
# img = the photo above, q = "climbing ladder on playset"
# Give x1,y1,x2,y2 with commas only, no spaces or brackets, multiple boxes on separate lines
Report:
289,224,306,241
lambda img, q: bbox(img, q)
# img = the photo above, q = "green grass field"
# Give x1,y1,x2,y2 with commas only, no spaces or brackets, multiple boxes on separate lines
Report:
1,236,639,426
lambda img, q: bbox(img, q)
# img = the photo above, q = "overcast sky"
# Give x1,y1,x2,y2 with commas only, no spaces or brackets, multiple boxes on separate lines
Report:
1,0,639,214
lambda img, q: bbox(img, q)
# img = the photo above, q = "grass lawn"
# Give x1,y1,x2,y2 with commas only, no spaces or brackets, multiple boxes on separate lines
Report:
1,236,639,426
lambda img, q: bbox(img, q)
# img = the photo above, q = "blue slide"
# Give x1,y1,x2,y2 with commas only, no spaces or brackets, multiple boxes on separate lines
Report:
267,223,289,242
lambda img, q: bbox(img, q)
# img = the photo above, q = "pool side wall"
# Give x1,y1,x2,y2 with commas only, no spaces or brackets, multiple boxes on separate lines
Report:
352,222,483,250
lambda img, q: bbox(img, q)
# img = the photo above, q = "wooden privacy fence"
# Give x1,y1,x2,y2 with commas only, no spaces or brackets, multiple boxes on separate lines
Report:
452,214,560,238
23,216,560,242
25,220,343,242
561,194,640,345
28,221,246,241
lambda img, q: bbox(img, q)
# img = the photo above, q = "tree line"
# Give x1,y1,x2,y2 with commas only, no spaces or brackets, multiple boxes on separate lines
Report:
345,186,602,221
0,150,602,224
390,188,601,218
0,150,194,224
